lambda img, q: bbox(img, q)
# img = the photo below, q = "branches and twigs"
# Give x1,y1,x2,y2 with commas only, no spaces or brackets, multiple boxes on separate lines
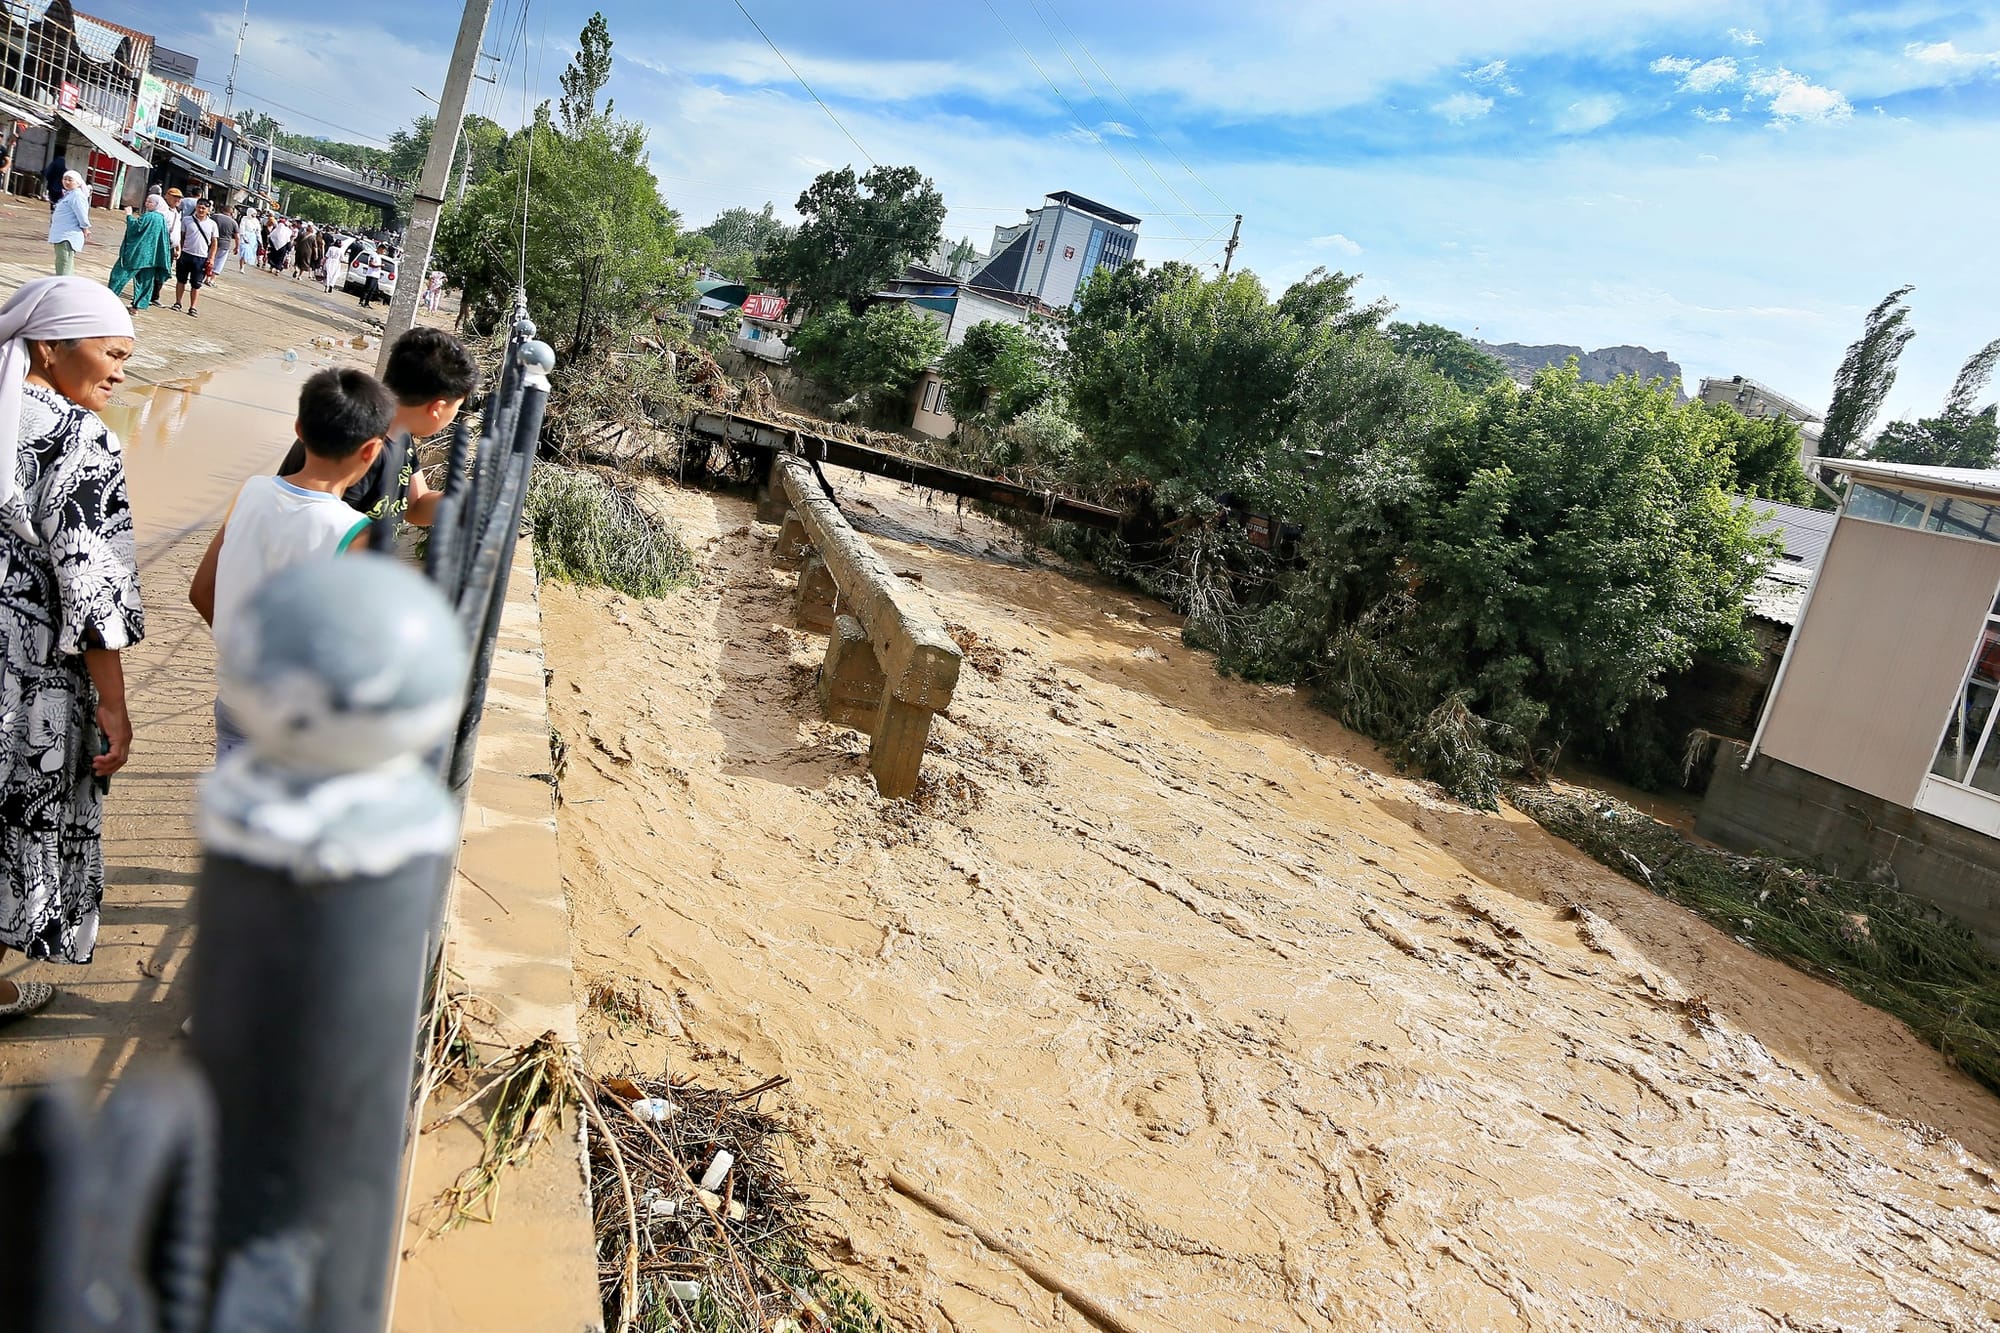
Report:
1821,284,1915,457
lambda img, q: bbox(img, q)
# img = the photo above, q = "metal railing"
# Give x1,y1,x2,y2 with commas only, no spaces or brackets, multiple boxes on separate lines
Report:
0,297,555,1333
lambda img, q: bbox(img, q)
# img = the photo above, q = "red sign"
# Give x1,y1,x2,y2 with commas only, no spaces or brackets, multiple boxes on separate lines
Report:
58,82,79,110
741,293,788,321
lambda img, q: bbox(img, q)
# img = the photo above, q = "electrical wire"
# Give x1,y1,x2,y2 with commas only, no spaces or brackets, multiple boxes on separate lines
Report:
976,0,1206,254
517,0,545,293
727,0,874,166
1023,0,1205,225
1043,0,1233,213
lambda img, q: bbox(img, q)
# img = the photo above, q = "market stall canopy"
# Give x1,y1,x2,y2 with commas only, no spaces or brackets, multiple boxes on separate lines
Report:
58,110,147,170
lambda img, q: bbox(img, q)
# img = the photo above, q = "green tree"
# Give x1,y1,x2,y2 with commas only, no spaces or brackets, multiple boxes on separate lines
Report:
1701,403,1816,504
1274,267,1392,340
937,320,1054,422
558,11,615,136
1821,284,1915,457
1386,321,1512,393
1868,337,2000,469
791,303,947,416
946,236,979,272
1064,261,1316,504
698,203,792,282
762,165,947,317
437,105,691,357
386,115,434,182
1871,409,2000,469
282,183,376,231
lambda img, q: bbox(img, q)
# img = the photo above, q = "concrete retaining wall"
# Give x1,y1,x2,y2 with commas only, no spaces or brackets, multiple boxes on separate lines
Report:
1698,739,2000,947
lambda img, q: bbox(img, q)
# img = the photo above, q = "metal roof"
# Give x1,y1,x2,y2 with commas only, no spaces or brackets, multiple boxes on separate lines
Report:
1825,457,2000,503
1045,190,1140,227
1745,497,1836,570
1748,560,1812,626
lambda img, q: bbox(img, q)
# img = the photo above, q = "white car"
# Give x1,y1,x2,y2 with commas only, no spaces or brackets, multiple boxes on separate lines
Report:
342,248,399,301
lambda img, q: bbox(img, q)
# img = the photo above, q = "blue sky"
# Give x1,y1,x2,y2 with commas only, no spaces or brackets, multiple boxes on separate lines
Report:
101,0,2000,422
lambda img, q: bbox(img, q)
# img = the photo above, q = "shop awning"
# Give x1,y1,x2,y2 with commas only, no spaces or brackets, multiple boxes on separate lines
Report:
59,110,147,170
0,91,49,128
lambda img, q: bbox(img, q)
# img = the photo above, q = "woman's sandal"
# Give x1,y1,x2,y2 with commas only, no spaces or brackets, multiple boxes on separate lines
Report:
0,980,54,1020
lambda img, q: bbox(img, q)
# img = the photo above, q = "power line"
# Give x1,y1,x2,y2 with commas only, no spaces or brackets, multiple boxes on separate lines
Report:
1043,0,1233,214
1023,0,1205,225
727,0,874,167
976,0,1205,254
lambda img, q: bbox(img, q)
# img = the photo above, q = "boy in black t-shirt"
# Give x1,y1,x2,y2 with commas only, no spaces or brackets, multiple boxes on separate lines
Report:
277,327,480,550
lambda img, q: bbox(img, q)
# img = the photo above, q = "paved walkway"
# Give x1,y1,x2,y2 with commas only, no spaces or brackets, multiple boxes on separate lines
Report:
0,354,317,1092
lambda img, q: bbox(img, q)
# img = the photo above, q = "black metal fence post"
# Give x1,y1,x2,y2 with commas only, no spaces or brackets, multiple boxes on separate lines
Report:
188,557,469,1333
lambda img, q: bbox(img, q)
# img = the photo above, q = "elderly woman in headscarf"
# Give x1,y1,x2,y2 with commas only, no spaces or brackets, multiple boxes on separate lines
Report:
0,277,144,1020
108,192,174,312
47,169,89,275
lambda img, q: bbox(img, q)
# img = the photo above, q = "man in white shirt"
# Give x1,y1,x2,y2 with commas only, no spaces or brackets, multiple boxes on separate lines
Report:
171,200,219,316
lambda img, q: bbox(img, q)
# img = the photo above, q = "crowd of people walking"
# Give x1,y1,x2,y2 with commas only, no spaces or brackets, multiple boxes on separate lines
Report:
99,186,444,316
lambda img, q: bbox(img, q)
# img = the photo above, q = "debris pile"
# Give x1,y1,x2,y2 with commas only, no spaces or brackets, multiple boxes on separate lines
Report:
586,1071,888,1333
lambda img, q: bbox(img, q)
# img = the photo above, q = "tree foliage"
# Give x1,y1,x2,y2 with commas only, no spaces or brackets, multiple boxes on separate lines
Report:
1386,321,1512,393
1821,284,1915,457
1871,409,2000,470
698,204,792,282
1947,337,2000,417
437,34,691,360
937,320,1054,422
1702,403,1816,504
762,165,946,317
791,304,946,416
558,11,615,136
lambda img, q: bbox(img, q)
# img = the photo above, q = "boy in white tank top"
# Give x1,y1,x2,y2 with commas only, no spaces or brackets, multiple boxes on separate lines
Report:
188,367,397,760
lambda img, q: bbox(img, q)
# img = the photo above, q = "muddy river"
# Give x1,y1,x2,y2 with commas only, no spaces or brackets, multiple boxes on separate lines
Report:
547,472,2000,1331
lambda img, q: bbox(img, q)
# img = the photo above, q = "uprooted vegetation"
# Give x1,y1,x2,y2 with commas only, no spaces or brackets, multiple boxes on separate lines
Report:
1511,784,2000,1095
586,1070,891,1333
526,464,700,599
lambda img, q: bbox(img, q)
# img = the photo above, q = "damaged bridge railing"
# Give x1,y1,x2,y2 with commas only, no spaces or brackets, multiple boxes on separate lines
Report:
0,297,556,1333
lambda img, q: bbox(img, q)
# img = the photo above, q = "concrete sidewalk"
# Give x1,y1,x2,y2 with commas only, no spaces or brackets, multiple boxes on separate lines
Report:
0,353,312,1091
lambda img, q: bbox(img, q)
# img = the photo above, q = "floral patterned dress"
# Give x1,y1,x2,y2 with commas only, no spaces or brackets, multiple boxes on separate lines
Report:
0,383,144,962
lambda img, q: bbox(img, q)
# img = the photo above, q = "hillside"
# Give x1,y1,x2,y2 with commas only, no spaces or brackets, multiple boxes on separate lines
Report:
1477,339,1686,396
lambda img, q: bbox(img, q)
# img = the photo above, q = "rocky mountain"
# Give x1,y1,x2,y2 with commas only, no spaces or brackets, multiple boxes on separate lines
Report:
1475,341,1685,398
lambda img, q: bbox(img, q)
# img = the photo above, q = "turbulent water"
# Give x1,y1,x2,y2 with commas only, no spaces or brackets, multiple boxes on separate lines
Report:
548,474,2000,1332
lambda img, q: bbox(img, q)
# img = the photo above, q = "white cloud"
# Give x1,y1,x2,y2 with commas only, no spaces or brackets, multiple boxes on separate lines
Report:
1693,106,1732,122
1098,120,1138,138
1904,41,2000,75
1751,68,1852,124
1311,233,1364,256
1467,59,1520,95
1556,95,1621,134
1650,54,1738,93
1431,91,1495,123
1680,57,1739,92
1728,28,1763,48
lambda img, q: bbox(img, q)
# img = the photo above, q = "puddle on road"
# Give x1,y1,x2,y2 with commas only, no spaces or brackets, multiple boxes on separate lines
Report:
102,350,355,557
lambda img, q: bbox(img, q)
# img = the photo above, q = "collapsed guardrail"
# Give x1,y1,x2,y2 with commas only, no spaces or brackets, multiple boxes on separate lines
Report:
773,456,962,798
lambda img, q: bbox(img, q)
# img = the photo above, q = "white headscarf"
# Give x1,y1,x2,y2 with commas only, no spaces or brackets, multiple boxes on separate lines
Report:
0,277,135,541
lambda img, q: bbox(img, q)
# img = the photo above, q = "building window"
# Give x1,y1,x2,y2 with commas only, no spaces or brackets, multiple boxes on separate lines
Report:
1932,589,2000,796
1063,245,1075,259
922,380,939,414
1925,497,2000,543
1847,483,1928,529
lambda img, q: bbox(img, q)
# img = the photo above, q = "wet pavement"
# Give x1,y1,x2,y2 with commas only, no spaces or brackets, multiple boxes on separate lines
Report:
0,350,354,1092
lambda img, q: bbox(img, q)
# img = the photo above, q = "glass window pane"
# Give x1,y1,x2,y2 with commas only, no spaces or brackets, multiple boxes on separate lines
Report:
1925,497,2000,543
1848,483,1928,528
1933,622,2000,783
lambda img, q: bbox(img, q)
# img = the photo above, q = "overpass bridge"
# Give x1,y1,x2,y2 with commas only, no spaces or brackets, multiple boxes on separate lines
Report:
268,147,402,225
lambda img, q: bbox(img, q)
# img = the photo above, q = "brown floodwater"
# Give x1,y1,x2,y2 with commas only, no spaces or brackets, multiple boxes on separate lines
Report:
102,353,322,553
547,471,2000,1332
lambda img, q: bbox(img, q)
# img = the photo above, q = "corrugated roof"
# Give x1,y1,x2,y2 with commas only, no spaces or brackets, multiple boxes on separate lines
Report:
1745,497,1836,570
1747,560,1811,626
72,14,129,62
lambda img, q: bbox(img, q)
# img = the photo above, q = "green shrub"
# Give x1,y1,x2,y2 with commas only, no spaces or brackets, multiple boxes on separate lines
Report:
525,464,697,598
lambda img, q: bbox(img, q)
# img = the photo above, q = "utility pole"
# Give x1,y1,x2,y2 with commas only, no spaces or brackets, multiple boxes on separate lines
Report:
1221,214,1243,277
378,0,494,376
223,0,250,117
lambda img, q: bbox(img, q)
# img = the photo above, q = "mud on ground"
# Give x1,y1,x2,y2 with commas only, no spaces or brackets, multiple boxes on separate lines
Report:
547,472,2000,1332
